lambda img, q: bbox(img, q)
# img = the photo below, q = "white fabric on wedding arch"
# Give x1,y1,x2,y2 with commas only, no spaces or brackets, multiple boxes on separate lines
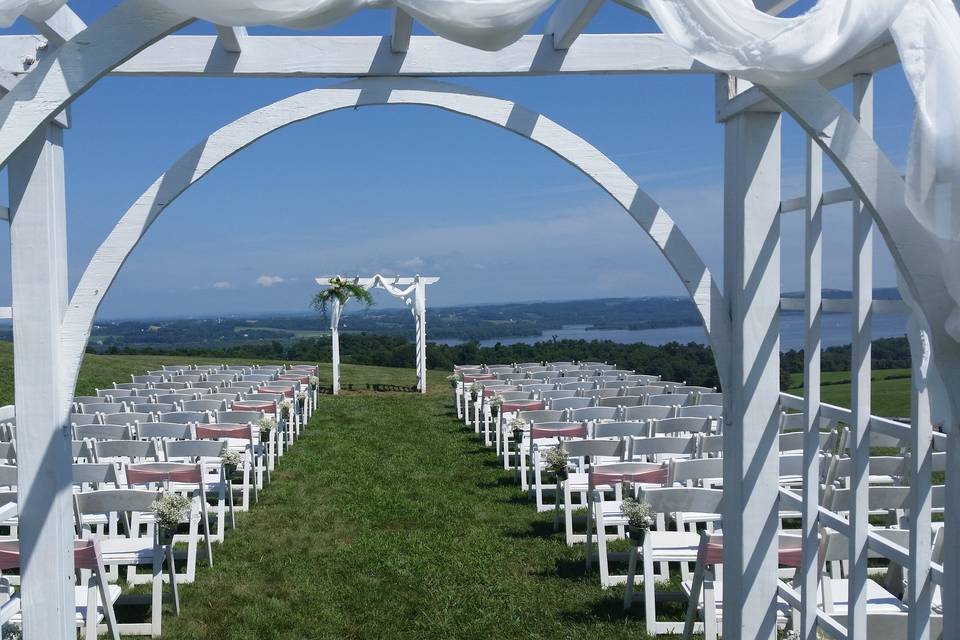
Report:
153,0,554,50
316,275,437,395
637,0,907,86
0,0,63,26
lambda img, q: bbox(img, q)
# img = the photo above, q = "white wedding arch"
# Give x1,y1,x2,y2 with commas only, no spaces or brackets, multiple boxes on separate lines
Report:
315,275,438,394
0,1,955,639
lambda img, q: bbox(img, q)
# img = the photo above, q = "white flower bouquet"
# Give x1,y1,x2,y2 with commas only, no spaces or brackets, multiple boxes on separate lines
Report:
151,493,192,543
621,498,656,542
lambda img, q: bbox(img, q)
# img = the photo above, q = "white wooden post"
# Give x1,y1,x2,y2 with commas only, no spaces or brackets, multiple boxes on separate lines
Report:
331,297,342,395
721,110,782,640
416,276,427,394
801,135,823,640
847,73,873,640
9,124,75,640
905,310,933,640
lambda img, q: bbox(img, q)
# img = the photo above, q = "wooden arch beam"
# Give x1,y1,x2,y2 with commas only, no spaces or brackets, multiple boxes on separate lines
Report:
58,78,729,399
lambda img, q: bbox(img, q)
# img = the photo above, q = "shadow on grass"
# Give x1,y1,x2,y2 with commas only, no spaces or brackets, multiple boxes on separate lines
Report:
504,519,557,540
476,476,517,490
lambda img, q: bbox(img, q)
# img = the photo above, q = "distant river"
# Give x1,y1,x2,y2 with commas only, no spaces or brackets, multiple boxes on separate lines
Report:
432,312,909,352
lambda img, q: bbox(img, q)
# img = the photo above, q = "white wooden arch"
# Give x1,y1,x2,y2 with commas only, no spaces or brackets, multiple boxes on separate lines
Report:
0,3,955,639
59,78,729,402
315,275,438,395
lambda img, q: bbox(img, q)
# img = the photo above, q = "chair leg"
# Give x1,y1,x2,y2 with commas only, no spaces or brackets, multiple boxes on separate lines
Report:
643,540,657,636
624,545,638,610
96,570,121,640
585,495,595,571
166,546,181,616
564,482,575,544
682,561,705,640
151,551,163,637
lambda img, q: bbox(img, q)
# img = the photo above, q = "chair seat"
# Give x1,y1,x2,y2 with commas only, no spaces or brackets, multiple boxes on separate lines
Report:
674,511,721,523
647,531,703,561
681,580,791,618
822,579,906,614
8,584,121,625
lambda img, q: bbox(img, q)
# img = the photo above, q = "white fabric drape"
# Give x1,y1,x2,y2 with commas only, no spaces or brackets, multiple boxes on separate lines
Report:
0,0,64,27
153,0,553,50
890,0,960,339
637,0,907,86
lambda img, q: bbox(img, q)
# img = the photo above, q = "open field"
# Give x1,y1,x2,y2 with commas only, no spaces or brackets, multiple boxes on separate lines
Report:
0,342,421,407
787,368,912,418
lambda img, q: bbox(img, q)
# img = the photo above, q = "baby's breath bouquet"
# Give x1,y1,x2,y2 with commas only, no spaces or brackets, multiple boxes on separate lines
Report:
257,416,276,442
469,381,482,400
279,399,293,420
544,446,570,481
446,373,462,389
507,415,526,445
151,493,192,544
221,449,242,476
488,393,505,412
621,498,656,543
309,375,319,390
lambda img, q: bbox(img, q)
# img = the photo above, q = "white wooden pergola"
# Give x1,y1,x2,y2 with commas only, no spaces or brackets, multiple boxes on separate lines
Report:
0,2,955,639
315,275,437,395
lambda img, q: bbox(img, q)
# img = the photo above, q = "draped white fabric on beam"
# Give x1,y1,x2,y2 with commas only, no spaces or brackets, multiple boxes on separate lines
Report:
0,0,64,27
638,0,960,345
153,0,554,50
890,0,960,340
637,0,906,86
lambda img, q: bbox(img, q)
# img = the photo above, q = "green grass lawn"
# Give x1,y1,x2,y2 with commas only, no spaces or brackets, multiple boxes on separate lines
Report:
787,368,912,418
153,367,655,639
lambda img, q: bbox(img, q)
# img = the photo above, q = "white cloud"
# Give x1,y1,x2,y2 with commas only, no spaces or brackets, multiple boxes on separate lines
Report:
213,281,233,289
255,275,285,287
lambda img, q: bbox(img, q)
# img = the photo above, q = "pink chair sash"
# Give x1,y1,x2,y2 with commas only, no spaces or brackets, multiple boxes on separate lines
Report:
484,386,519,397
502,401,545,413
530,424,588,439
260,386,295,398
0,540,102,570
279,374,309,384
590,466,668,486
233,401,275,412
698,535,802,567
196,424,250,440
127,463,202,485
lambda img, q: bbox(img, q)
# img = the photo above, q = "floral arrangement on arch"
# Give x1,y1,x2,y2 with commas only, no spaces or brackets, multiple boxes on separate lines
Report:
310,276,375,318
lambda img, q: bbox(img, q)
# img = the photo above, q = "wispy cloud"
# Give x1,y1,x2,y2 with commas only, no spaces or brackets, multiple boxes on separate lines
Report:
255,275,285,287
213,281,233,289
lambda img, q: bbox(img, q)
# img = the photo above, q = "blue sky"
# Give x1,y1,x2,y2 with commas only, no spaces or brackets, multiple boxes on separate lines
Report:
0,2,918,319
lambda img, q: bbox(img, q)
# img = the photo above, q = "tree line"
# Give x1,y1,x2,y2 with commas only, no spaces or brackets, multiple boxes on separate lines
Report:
88,333,913,391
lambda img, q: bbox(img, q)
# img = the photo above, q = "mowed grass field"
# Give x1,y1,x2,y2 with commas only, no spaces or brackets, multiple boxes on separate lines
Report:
0,345,657,638
787,368,912,418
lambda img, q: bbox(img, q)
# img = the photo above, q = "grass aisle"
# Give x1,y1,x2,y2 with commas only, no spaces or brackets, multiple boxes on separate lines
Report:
161,383,652,639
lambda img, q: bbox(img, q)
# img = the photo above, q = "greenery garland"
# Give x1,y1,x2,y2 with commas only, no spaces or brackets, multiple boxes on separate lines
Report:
311,276,376,318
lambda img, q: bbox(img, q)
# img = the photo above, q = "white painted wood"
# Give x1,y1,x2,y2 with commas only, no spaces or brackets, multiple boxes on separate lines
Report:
801,135,822,640
721,110,782,640
0,0,189,171
905,302,934,640
0,67,68,128
9,124,74,640
215,25,246,53
330,298,342,395
107,33,706,77
546,0,604,50
715,35,898,122
847,73,873,640
780,185,856,214
60,79,729,404
28,4,86,45
391,9,413,54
